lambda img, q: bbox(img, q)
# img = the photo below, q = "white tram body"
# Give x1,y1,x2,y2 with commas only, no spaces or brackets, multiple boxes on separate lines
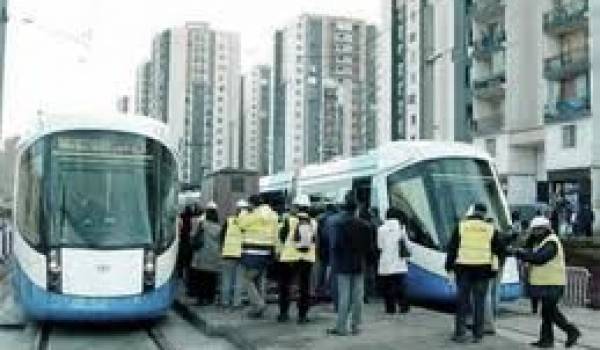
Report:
261,141,522,303
12,115,179,321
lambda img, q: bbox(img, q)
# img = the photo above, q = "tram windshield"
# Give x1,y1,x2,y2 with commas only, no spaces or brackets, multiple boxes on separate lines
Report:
16,130,177,250
387,158,509,251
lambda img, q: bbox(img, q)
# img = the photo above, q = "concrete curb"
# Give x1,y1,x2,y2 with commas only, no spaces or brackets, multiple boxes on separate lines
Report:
173,300,257,350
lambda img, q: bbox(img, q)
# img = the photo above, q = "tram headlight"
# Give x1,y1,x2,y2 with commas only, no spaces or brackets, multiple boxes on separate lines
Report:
47,249,62,293
144,251,155,273
143,250,156,291
49,250,61,274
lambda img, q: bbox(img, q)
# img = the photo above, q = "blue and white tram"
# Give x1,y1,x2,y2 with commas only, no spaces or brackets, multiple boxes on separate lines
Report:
12,115,179,321
261,141,522,304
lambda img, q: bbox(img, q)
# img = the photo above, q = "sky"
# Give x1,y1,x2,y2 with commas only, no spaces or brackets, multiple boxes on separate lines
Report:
2,0,380,138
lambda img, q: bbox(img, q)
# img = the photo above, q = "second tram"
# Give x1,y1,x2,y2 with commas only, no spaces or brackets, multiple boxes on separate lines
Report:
261,141,522,304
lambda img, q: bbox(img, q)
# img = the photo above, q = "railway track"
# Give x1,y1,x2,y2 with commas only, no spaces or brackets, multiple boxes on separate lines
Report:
32,307,236,350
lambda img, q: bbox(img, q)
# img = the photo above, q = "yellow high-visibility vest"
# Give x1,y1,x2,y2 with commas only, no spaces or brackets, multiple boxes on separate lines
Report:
222,216,242,258
237,205,279,250
279,214,316,263
456,219,494,265
530,234,566,286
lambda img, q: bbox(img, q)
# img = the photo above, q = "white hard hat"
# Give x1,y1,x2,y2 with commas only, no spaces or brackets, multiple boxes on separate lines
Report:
206,201,218,209
530,216,551,229
236,199,249,208
465,205,475,217
292,194,311,207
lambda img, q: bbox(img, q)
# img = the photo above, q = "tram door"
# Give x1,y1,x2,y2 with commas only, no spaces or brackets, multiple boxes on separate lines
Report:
352,176,372,210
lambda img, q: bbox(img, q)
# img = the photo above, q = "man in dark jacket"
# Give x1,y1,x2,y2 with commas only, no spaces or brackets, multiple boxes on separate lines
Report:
577,204,594,237
513,216,581,348
327,195,375,336
445,203,504,344
316,203,338,301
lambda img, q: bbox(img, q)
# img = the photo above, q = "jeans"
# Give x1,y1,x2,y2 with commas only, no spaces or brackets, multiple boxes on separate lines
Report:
330,267,338,311
314,260,329,300
380,273,408,313
540,294,578,343
336,273,364,334
243,266,266,312
364,264,377,302
221,259,243,307
484,274,499,332
278,261,313,319
456,271,489,339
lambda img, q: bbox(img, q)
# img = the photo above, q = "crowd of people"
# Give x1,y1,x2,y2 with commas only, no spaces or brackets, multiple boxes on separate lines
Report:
176,193,581,348
176,192,410,336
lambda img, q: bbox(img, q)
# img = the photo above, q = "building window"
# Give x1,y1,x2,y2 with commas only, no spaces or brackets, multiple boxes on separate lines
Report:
562,125,576,148
407,94,416,104
231,176,245,193
411,114,417,125
485,138,497,157
409,32,416,43
410,10,417,23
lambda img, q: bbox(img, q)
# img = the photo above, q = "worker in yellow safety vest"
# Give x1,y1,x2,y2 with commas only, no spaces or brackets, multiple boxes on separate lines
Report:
445,203,503,344
219,200,249,309
236,194,279,318
276,194,317,324
512,216,581,348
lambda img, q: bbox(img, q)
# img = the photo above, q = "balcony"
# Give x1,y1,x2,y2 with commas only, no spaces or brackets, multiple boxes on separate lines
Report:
544,96,591,124
544,0,588,36
472,0,506,23
472,30,506,61
473,113,504,137
473,72,506,101
544,46,589,81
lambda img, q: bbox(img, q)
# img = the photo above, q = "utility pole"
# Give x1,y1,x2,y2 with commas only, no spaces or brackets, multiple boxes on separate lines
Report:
0,0,7,139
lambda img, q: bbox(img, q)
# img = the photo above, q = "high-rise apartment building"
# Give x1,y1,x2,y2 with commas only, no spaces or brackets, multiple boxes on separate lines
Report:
378,0,474,144
116,95,131,114
142,22,241,186
471,0,544,206
469,0,599,234
271,15,377,172
242,65,271,175
134,61,152,116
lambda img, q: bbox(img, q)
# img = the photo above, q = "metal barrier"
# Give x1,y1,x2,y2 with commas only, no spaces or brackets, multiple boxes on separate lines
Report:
562,266,590,308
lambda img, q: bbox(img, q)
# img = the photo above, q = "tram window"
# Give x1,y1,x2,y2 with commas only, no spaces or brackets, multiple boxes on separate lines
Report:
388,176,439,250
16,142,44,247
387,158,509,251
158,147,178,251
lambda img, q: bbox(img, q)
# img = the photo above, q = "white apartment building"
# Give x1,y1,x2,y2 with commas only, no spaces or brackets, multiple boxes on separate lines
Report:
272,14,377,172
242,65,271,175
134,61,152,116
378,0,473,145
142,23,241,187
471,0,599,233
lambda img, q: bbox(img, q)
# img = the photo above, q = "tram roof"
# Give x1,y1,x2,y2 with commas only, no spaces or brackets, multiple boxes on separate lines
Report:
261,141,491,190
17,114,175,153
